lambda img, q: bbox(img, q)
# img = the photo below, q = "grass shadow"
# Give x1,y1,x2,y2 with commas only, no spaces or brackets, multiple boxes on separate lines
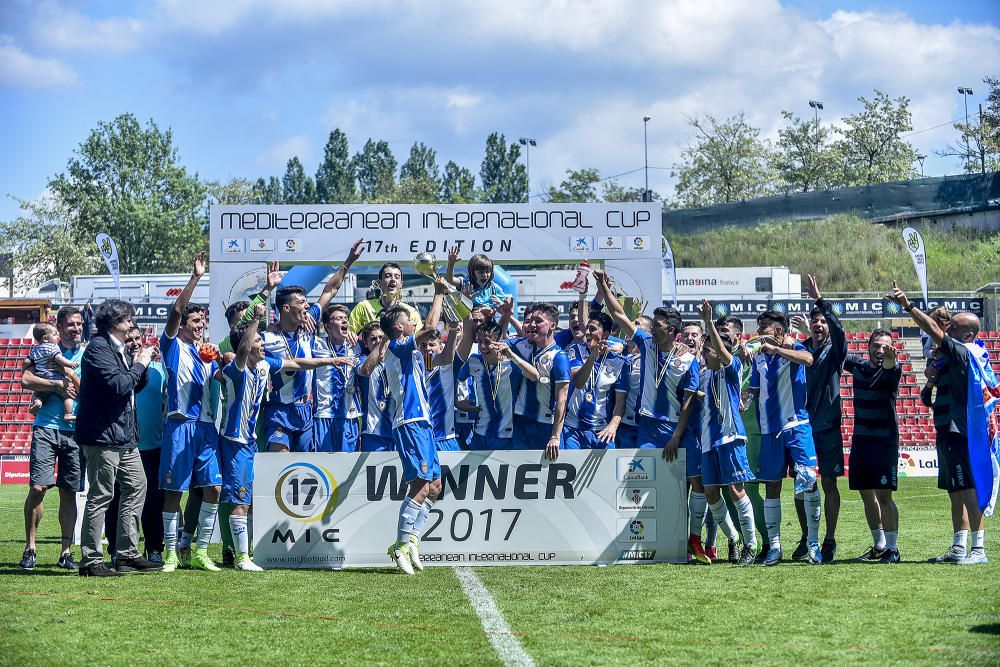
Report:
969,624,1000,636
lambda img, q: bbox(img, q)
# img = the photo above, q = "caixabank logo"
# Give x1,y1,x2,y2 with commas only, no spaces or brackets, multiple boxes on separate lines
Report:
274,462,339,523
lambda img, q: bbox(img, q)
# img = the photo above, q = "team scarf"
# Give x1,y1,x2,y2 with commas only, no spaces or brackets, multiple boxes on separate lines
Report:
965,341,1000,516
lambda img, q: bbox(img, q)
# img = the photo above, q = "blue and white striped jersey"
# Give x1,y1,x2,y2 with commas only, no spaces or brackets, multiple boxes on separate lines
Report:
749,342,811,435
621,353,643,427
425,358,456,440
312,338,361,420
384,335,432,427
459,353,521,438
455,375,477,426
565,351,629,430
699,356,747,452
262,328,314,404
358,354,394,438
506,338,571,425
631,329,699,423
221,357,282,444
159,332,217,422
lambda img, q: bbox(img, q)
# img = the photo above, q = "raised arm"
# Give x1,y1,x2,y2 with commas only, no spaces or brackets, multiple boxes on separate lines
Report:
431,322,458,368
317,239,365,312
456,315,476,363
236,304,264,370
594,270,635,338
700,299,732,367
809,274,847,362
415,279,447,345
445,245,463,288
886,280,944,346
165,252,207,338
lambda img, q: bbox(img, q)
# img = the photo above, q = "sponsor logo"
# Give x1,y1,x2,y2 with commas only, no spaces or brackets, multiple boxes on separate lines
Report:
597,235,622,251
280,238,300,253
223,238,245,254
616,518,656,543
570,236,593,253
617,487,656,512
249,237,275,254
618,549,657,560
274,462,339,523
627,235,650,252
906,231,920,253
616,457,655,481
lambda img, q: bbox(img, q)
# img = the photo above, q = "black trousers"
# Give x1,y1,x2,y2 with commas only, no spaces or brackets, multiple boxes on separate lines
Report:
106,448,165,555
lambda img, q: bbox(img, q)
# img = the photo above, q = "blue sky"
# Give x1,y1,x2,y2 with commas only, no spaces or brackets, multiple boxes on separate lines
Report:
1,0,997,222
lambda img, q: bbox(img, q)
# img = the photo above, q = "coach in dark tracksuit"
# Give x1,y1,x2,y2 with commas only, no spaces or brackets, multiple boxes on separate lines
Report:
794,276,847,564
76,299,161,577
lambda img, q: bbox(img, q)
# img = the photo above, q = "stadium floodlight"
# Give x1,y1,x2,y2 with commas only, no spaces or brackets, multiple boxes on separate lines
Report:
956,88,974,172
916,153,926,177
518,138,536,202
808,100,824,125
643,116,651,202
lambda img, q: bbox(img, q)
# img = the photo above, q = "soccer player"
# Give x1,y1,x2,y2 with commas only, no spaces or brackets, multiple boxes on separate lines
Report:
844,329,902,563
616,315,651,450
262,286,317,453
313,304,362,452
563,312,628,449
220,305,348,571
698,300,759,565
158,252,223,573
680,319,718,558
595,271,705,561
381,279,447,574
748,310,821,566
419,322,461,451
349,262,422,334
887,282,994,565
357,322,395,452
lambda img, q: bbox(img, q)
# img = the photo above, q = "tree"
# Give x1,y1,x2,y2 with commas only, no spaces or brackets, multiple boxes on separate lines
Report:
354,139,397,202
671,112,777,208
439,161,477,203
206,178,258,206
480,132,528,203
397,141,441,203
772,111,839,192
47,113,207,274
282,157,310,204
833,90,917,185
545,168,601,203
602,180,660,203
315,129,357,203
938,75,1000,174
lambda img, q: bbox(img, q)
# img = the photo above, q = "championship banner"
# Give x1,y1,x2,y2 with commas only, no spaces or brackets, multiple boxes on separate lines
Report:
95,233,122,297
902,227,929,306
252,450,688,569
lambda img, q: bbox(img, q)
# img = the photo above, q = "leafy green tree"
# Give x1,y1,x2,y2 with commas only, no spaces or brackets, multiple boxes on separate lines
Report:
479,132,528,203
206,178,258,206
545,168,601,203
46,113,206,274
354,139,397,202
772,111,839,192
671,113,777,207
315,129,357,203
397,142,441,203
282,157,310,204
833,90,917,185
439,161,477,203
938,75,1000,174
602,180,659,202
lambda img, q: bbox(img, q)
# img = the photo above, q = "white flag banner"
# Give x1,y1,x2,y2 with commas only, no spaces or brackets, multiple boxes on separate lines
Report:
95,233,121,297
661,235,677,306
901,227,929,306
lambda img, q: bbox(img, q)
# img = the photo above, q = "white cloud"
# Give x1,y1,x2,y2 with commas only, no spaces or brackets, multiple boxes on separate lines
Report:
0,36,78,88
255,135,313,170
31,5,144,53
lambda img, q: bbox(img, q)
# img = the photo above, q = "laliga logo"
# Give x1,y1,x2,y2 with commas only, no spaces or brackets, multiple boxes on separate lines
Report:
629,519,645,536
274,462,339,523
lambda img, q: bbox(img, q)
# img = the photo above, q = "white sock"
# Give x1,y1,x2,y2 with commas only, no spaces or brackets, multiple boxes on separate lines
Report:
689,492,708,536
764,498,781,549
413,498,434,539
229,515,249,556
736,496,757,549
954,530,969,549
179,531,193,550
971,530,985,551
709,498,739,542
871,529,886,550
885,531,898,550
803,489,821,545
397,498,421,543
162,512,179,553
196,502,219,550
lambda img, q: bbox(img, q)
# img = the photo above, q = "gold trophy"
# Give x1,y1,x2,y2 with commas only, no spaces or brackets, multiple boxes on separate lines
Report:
414,252,474,322
608,274,648,321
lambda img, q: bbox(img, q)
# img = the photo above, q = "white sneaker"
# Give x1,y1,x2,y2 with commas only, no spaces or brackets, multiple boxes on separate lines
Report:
388,542,415,575
235,555,264,572
408,536,424,572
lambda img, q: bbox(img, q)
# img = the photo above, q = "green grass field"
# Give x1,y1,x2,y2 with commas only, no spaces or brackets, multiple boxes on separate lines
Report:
1,479,998,665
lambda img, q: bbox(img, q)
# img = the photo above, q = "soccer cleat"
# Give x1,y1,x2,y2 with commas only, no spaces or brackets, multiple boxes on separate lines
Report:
407,535,425,572
763,546,783,566
877,548,900,564
705,545,718,563
19,548,37,571
190,548,221,572
737,545,758,566
178,546,192,569
858,545,888,562
791,537,809,561
957,549,988,566
821,539,837,563
687,535,711,565
930,545,966,564
806,543,823,565
388,542,415,575
161,550,180,573
57,552,79,571
222,548,236,569
727,539,741,564
235,555,264,572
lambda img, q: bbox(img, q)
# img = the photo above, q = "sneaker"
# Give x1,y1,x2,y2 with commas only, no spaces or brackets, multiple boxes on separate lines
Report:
79,562,123,577
388,541,415,575
19,548,37,571
877,548,900,564
407,535,425,572
791,537,809,561
687,535,711,565
222,548,236,569
958,549,989,565
162,550,180,573
235,554,264,572
57,552,79,571
858,545,888,562
178,546,192,569
727,539,741,564
117,555,163,573
190,548,221,572
737,545,758,566
145,551,163,566
821,539,837,563
930,545,966,564
705,545,718,563
763,546,783,566
806,542,823,565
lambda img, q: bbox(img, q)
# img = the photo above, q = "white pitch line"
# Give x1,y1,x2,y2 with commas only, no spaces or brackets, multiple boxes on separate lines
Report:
454,567,535,667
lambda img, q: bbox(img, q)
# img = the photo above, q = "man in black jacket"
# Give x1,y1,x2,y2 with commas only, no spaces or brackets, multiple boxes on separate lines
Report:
76,299,161,576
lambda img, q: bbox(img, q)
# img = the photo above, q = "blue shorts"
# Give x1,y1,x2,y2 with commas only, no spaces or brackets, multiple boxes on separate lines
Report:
393,421,440,482
159,419,222,492
616,423,638,449
757,423,818,482
456,422,474,449
435,437,461,452
469,432,511,450
265,403,313,452
361,433,395,452
562,425,615,450
701,440,756,487
513,415,553,450
314,416,359,453
683,430,702,479
219,436,255,506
